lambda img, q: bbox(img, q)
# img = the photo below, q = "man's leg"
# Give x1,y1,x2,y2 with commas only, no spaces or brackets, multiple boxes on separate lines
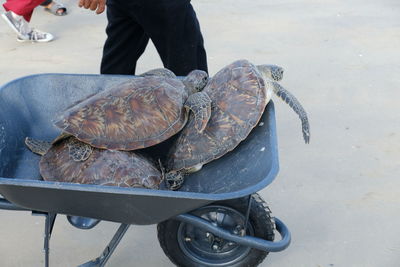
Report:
136,0,208,76
100,0,149,75
3,0,44,22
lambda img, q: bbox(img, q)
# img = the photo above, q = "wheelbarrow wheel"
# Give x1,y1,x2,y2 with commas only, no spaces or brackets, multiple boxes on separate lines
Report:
157,193,275,267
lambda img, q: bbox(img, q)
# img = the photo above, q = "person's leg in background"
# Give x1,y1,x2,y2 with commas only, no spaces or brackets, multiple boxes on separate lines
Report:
40,0,67,16
2,0,54,42
101,0,207,76
100,0,149,75
3,0,43,22
137,0,208,75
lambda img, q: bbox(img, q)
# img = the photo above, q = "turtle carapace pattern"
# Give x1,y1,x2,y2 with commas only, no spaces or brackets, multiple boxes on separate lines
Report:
166,59,310,190
25,136,163,189
54,70,211,151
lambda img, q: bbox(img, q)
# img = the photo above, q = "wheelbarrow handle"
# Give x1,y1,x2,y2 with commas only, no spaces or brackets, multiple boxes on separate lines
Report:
175,214,291,252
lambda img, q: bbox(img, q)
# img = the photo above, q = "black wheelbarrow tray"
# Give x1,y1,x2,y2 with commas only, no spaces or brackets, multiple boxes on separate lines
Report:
0,74,291,267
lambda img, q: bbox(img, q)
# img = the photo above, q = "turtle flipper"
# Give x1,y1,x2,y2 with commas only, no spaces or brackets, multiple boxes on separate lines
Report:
165,170,185,190
184,92,212,133
271,81,310,143
257,64,284,81
139,68,176,78
25,137,52,156
66,138,93,161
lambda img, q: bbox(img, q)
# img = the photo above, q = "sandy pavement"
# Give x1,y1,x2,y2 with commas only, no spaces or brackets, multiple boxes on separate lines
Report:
0,0,399,266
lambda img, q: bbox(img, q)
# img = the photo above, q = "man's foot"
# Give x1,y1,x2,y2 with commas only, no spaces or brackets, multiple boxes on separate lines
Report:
17,29,54,43
1,11,54,43
43,1,67,16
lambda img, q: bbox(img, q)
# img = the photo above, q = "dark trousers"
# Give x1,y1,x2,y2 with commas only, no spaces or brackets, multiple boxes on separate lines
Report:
100,0,208,76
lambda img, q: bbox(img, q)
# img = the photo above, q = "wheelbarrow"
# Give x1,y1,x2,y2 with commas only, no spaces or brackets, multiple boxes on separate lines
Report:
0,74,291,267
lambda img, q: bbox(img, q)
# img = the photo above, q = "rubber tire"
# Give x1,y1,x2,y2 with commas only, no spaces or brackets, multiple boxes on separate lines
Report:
157,193,275,267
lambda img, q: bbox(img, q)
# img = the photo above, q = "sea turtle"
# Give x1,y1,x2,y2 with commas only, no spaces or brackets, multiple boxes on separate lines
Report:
53,69,211,151
165,59,310,189
25,136,163,189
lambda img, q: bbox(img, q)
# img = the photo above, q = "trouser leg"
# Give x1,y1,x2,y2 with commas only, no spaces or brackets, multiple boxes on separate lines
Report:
100,0,149,75
136,1,208,75
3,0,44,21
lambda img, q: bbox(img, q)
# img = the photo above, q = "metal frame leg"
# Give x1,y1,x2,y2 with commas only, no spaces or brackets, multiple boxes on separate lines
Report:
44,213,57,267
78,223,130,267
32,212,57,267
243,194,253,234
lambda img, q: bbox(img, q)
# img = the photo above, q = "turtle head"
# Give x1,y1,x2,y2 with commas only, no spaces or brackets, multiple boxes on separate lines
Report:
183,70,209,95
257,64,284,81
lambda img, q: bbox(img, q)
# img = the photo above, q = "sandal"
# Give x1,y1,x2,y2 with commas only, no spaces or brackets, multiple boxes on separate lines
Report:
44,1,67,16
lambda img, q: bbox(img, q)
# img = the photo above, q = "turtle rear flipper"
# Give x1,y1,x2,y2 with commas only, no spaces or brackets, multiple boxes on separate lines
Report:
271,81,310,144
184,92,212,133
25,137,52,156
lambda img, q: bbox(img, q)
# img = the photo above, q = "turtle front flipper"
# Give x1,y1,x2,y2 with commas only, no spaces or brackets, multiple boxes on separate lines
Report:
139,68,176,78
257,64,284,81
184,92,212,133
25,137,52,156
66,138,93,162
271,81,310,144
165,171,185,190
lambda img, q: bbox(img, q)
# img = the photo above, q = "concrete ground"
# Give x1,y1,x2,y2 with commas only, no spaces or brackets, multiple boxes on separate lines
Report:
0,0,399,266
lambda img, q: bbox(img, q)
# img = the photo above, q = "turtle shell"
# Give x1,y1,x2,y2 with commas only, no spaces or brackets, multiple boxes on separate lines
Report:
54,76,189,150
40,137,163,189
167,59,268,171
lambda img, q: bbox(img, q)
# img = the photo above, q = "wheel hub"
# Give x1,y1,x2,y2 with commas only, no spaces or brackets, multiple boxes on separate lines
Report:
177,205,254,266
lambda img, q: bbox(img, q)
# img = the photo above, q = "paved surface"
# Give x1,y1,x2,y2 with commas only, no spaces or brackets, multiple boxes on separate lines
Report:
0,0,399,266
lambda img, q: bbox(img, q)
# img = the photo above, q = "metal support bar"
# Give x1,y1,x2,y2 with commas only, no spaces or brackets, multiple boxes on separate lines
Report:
175,214,291,252
32,212,57,267
243,195,253,234
78,223,130,267
44,213,57,267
